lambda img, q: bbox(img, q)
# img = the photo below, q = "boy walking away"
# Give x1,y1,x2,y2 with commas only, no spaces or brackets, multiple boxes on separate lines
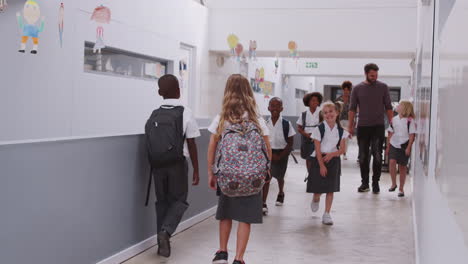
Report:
145,74,200,258
262,97,296,215
386,100,416,197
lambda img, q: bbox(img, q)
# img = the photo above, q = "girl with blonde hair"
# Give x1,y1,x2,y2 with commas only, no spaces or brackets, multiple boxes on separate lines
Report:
308,102,349,225
386,100,416,197
207,74,272,264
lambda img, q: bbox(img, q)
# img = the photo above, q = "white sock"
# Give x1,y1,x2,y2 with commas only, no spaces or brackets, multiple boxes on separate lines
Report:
32,44,38,51
20,43,26,50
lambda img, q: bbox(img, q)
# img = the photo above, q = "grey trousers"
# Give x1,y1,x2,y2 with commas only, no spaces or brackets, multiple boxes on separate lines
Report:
153,159,189,236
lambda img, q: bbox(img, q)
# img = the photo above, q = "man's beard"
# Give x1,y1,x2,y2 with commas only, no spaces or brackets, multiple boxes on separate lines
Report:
366,77,377,84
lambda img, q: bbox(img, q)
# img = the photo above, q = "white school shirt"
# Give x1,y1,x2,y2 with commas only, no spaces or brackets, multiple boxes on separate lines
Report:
387,116,416,149
310,122,349,157
265,116,296,149
296,107,321,134
161,99,201,157
208,113,270,136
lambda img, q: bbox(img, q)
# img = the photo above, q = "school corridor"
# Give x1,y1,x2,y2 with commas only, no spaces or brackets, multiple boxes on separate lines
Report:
123,143,414,264
1,1,468,264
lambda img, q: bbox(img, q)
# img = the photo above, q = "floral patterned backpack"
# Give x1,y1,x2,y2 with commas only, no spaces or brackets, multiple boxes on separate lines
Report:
213,120,270,197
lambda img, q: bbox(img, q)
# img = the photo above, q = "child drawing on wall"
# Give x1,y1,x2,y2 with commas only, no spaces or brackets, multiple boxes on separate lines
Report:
17,0,44,54
91,5,111,53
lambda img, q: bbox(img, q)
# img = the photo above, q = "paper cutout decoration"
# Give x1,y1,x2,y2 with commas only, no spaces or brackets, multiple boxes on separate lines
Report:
179,59,187,77
259,67,265,83
227,34,239,56
288,41,298,59
0,0,8,12
249,40,257,60
274,58,279,74
91,5,111,53
235,43,243,61
17,0,45,54
58,3,64,48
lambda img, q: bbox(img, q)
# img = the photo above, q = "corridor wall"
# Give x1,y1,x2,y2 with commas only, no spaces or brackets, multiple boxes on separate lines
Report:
412,0,468,263
0,1,216,264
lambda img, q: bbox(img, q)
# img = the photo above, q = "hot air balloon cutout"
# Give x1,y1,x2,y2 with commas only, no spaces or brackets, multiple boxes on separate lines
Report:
17,0,45,54
288,41,298,59
227,34,239,57
91,5,111,54
235,43,243,61
0,0,8,12
249,40,257,61
58,3,64,48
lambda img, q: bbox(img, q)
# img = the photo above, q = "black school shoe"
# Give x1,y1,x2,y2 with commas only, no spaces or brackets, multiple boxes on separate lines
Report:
157,230,171,258
372,183,380,194
212,250,228,264
233,260,245,264
275,193,285,206
358,184,370,192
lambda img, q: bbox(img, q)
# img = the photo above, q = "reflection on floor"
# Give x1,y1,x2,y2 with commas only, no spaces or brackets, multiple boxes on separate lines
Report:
124,143,414,264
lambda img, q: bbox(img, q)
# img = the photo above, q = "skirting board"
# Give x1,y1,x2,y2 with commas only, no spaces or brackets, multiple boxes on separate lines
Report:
96,206,217,264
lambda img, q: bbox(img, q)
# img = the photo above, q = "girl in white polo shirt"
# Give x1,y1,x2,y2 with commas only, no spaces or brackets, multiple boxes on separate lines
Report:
386,100,416,197
308,102,348,225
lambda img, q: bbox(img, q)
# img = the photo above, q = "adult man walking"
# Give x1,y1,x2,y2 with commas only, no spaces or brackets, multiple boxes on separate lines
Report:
348,63,393,194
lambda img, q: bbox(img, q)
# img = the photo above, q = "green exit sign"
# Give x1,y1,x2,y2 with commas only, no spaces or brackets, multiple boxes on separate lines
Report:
305,62,319,69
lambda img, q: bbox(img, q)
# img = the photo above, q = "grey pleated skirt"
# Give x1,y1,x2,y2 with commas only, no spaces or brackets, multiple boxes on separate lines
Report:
216,187,263,224
306,156,341,193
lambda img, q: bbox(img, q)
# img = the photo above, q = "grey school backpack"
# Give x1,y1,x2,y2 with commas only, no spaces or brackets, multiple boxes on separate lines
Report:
213,120,270,197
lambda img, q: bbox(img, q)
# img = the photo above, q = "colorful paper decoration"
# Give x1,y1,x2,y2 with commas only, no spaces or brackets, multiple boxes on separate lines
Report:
249,40,257,60
0,0,8,12
58,3,64,48
274,58,279,74
235,43,243,61
259,67,265,83
288,41,298,59
91,5,111,53
17,0,45,54
227,34,239,56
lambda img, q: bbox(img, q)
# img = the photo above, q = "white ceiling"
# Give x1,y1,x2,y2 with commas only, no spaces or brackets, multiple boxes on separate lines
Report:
206,0,418,9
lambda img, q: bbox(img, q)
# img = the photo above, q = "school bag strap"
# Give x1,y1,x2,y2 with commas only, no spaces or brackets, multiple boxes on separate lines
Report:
282,118,290,143
301,111,307,128
389,118,412,133
266,117,291,143
318,122,344,150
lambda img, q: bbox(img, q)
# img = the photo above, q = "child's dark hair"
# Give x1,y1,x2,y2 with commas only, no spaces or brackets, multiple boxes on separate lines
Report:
341,81,353,92
158,74,180,98
302,92,323,107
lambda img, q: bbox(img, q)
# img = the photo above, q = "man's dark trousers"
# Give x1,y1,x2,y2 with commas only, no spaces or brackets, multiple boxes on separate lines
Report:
153,159,189,235
357,125,385,186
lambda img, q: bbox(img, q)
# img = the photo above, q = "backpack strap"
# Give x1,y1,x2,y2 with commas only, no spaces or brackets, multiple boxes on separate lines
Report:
282,118,290,143
318,122,344,150
301,111,307,128
318,122,326,141
144,166,153,206
337,125,344,149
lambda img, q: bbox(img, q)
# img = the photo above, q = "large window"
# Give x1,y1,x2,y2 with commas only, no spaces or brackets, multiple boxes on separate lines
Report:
84,42,168,80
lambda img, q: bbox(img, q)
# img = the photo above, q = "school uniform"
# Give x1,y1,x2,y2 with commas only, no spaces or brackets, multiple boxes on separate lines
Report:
153,99,200,236
307,123,349,194
297,107,321,159
266,116,296,180
387,116,416,166
208,113,269,224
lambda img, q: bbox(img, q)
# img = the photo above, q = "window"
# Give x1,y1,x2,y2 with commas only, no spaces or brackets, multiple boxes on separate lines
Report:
295,89,306,99
83,42,168,80
389,87,402,102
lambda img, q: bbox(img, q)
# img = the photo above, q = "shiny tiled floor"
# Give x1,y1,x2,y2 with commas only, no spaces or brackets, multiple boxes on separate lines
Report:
124,143,414,264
